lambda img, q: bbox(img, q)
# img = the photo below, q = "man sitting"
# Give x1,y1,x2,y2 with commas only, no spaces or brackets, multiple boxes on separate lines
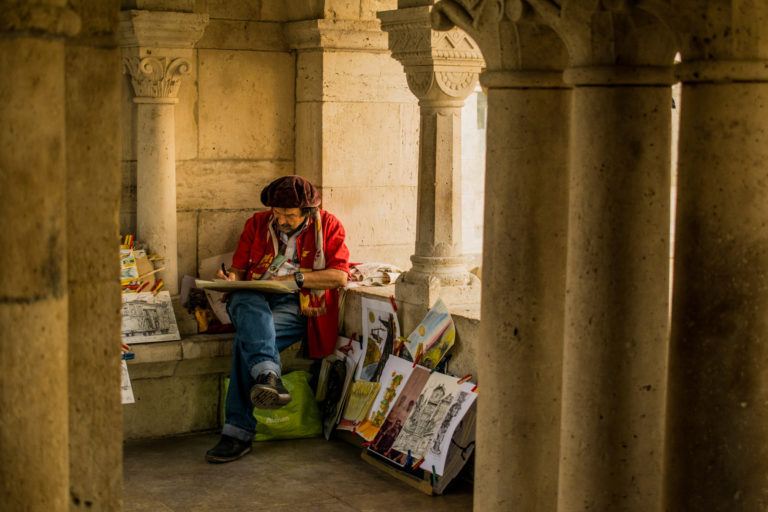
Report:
206,175,349,463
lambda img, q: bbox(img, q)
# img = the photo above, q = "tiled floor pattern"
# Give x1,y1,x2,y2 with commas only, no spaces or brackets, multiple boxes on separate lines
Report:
124,433,474,511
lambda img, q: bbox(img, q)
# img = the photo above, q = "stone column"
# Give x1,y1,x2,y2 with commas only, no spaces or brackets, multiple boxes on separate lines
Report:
66,0,123,508
431,2,570,510
379,5,484,318
663,3,768,509
0,3,79,510
120,10,208,294
479,74,571,511
559,67,673,512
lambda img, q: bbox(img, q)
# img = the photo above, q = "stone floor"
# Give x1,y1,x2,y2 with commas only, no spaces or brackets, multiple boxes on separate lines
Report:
124,433,474,511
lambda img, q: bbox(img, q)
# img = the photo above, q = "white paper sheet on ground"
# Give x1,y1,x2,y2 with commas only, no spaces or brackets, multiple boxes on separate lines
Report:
121,291,181,343
368,365,430,463
422,381,477,475
357,297,400,381
404,298,452,360
389,371,463,465
121,360,135,404
355,356,414,441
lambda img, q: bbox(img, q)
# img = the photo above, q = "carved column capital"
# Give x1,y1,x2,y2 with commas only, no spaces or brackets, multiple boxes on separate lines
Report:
379,6,484,102
122,56,191,102
432,0,675,70
119,9,208,101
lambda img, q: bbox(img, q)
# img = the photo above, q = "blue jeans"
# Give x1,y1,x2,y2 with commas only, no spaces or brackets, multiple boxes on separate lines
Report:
221,291,306,442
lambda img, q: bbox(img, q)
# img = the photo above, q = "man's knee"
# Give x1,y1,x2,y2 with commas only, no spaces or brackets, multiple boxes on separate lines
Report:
228,291,269,317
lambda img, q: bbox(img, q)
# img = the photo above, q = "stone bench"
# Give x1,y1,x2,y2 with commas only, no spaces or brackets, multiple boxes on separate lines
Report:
123,333,312,440
122,285,480,440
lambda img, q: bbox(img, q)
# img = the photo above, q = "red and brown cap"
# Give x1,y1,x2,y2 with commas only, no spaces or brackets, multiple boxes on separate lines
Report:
260,175,321,208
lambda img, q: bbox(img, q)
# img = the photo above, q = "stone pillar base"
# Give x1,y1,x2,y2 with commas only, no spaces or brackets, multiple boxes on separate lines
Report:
395,260,480,332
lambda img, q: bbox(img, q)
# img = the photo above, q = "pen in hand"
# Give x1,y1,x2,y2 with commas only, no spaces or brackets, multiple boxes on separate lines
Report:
219,263,234,281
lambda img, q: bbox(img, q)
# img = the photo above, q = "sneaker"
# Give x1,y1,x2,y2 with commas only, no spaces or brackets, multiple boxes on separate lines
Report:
250,372,292,410
205,434,252,464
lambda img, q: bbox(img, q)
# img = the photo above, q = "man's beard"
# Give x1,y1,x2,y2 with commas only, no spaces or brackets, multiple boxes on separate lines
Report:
278,223,296,234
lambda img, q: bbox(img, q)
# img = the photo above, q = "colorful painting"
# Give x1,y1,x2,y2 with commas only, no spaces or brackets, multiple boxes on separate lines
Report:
368,366,430,462
356,356,414,441
336,381,380,432
357,297,400,381
403,299,455,369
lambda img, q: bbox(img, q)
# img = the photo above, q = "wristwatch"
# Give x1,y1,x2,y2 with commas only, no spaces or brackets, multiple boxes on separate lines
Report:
294,272,304,289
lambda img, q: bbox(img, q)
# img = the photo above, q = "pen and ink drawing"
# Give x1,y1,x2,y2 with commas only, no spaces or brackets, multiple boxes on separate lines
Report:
121,291,180,343
389,372,459,464
423,381,477,475
430,392,468,455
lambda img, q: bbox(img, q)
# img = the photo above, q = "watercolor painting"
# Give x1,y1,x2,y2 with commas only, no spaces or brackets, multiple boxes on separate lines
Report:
355,356,414,441
368,366,430,462
357,297,400,381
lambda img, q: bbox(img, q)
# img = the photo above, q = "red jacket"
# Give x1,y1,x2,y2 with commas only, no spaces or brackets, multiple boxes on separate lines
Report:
232,209,350,358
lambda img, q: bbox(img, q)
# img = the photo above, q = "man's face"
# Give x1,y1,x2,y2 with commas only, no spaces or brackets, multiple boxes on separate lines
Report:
272,207,307,233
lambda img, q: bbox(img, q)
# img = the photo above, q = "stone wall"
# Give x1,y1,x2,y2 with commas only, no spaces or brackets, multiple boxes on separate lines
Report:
120,0,419,280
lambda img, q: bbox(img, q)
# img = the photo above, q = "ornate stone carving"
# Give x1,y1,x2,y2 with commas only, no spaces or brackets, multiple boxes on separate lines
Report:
435,71,478,97
379,6,484,100
382,16,484,67
122,56,191,99
406,71,435,98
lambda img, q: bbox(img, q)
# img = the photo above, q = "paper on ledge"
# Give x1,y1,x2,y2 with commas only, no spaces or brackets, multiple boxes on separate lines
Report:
194,279,298,294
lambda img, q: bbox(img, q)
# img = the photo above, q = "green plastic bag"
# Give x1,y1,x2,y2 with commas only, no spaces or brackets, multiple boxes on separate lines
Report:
224,371,322,441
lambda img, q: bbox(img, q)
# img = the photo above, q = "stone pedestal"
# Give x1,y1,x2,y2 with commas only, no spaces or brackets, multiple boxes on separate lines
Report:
379,5,484,318
120,10,208,294
665,60,768,512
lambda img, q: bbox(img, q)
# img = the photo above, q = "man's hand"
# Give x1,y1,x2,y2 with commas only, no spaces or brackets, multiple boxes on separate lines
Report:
217,267,243,281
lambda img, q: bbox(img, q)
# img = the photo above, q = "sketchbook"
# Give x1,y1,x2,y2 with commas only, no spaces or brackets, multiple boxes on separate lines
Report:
194,279,298,294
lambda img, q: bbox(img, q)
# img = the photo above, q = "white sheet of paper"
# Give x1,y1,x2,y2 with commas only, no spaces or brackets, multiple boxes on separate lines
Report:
121,360,135,404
